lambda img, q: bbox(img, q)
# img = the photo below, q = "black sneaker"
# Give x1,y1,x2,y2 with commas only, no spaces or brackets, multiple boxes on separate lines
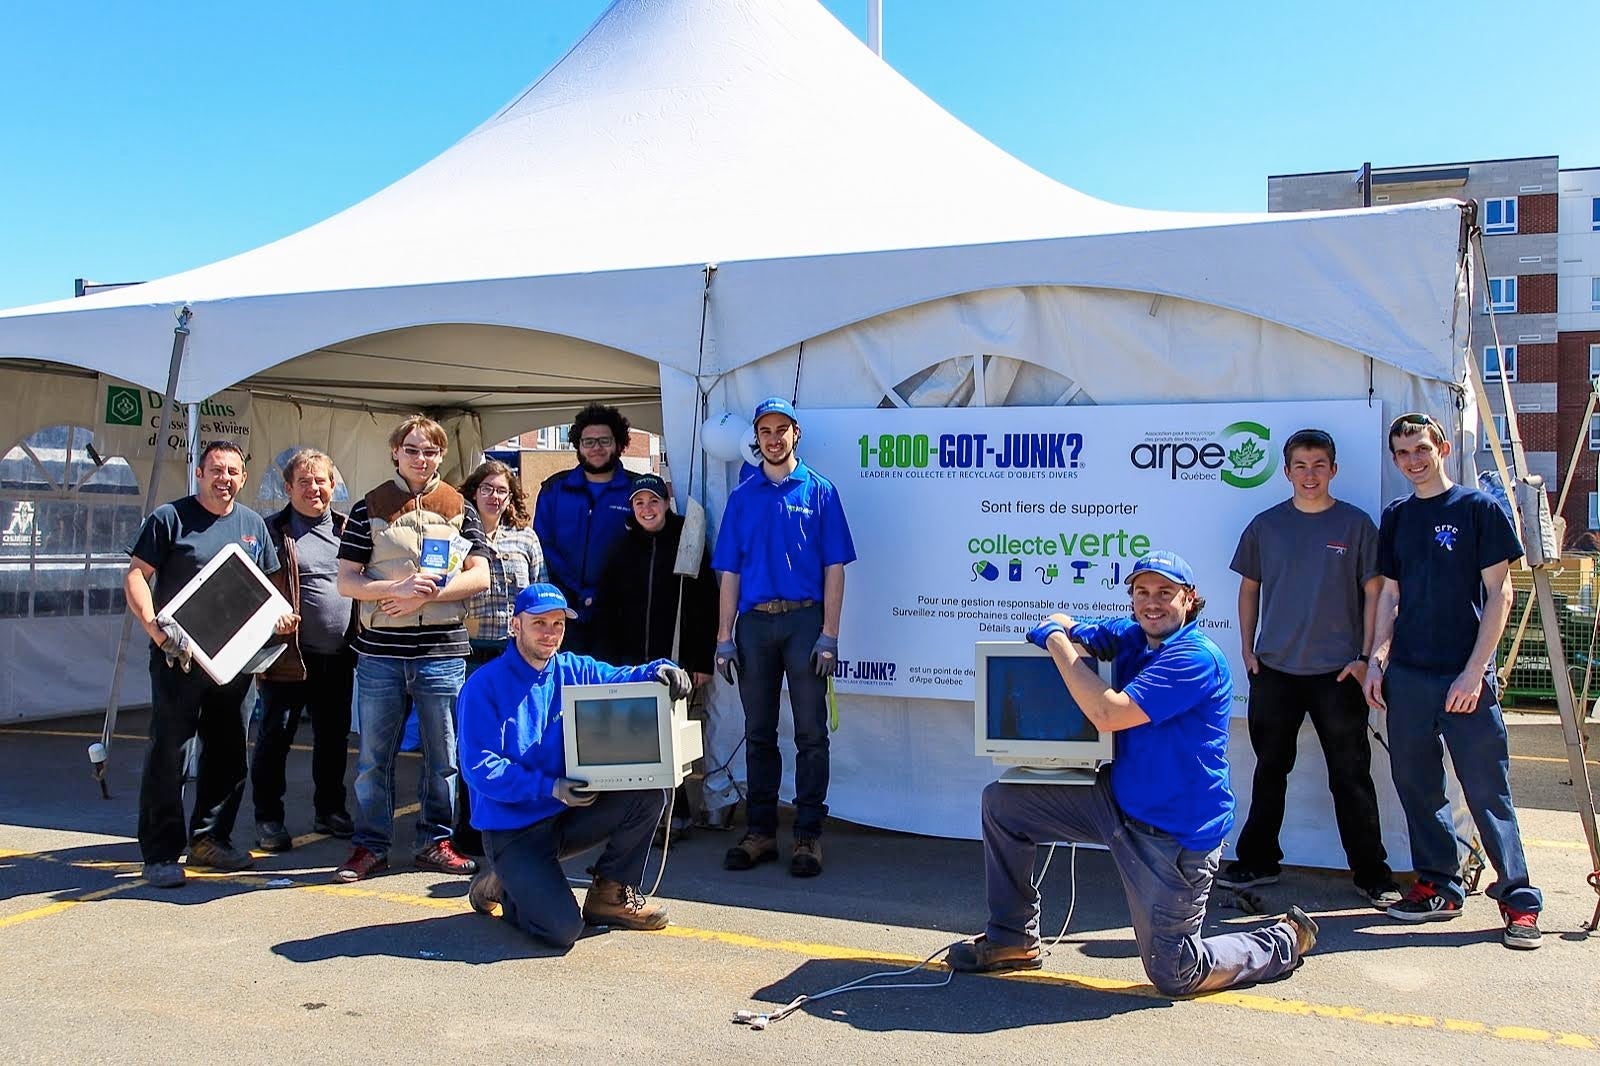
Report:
1358,878,1404,909
313,812,355,839
1500,903,1543,950
255,821,292,853
1216,861,1279,889
1386,880,1461,922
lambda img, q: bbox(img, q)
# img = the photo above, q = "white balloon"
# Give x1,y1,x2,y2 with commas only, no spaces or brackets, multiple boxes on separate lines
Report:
700,411,758,464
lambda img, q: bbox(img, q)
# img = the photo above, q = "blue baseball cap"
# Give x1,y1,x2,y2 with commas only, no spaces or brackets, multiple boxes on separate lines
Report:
514,583,578,618
1126,550,1196,588
751,397,798,425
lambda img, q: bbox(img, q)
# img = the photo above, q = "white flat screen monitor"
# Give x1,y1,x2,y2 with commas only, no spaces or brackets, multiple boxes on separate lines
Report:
155,542,293,685
561,681,704,791
974,641,1116,784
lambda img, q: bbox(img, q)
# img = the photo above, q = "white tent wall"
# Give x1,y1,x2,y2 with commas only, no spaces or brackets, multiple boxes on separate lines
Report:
676,282,1477,870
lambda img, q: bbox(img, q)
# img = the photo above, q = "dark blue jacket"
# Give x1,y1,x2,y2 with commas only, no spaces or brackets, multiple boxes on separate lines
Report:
532,465,637,622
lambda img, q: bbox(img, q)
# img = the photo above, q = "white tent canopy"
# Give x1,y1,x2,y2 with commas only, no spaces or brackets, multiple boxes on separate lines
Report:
0,0,1475,866
0,0,1463,402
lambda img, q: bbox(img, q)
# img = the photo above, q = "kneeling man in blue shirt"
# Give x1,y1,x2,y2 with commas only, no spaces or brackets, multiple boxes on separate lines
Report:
458,583,693,948
946,552,1318,994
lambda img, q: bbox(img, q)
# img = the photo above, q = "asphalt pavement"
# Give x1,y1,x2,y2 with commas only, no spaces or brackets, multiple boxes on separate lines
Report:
1,709,1597,1065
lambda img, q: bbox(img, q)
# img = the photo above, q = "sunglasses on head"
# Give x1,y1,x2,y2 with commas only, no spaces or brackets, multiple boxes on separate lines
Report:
1389,412,1441,435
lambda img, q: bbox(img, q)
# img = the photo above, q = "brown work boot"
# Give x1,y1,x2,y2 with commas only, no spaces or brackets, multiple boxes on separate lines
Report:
723,832,779,871
468,867,503,916
943,934,1042,974
790,836,823,878
581,874,668,931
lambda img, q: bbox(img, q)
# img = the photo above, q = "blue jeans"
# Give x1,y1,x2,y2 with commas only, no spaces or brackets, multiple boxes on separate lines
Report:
483,789,667,949
352,653,465,855
981,774,1301,996
1381,662,1542,912
735,604,829,838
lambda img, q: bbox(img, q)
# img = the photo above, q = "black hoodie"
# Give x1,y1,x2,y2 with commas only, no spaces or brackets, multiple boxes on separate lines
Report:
591,509,717,675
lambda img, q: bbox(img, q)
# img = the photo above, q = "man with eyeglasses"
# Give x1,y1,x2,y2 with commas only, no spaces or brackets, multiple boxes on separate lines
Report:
1221,428,1400,908
533,403,638,655
333,414,491,882
1362,412,1544,950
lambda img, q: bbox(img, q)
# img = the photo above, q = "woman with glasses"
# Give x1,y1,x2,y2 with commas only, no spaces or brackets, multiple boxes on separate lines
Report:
453,458,547,855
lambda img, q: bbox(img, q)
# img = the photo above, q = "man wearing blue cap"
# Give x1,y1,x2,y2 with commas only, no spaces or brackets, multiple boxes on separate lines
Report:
713,397,856,877
456,583,694,948
946,551,1318,995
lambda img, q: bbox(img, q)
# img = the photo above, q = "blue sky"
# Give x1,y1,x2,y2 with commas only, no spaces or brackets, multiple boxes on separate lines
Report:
1,0,1594,310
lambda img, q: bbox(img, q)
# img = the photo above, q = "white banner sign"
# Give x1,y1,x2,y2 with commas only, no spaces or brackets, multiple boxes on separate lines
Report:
800,401,1384,704
95,377,255,462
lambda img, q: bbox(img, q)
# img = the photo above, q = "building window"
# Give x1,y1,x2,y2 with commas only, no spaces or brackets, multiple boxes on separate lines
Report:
1593,196,1600,232
1591,492,1599,532
1485,414,1509,451
1591,343,1600,381
0,426,141,619
1485,276,1517,314
1592,277,1600,312
1483,197,1517,234
1591,415,1600,452
1483,345,1516,381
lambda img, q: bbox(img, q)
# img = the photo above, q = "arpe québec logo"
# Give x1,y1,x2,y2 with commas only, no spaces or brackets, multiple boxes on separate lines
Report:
1128,421,1274,489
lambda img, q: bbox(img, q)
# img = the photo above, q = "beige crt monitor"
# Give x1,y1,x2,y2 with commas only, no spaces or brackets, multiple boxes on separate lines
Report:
974,641,1116,785
156,542,292,685
561,681,703,790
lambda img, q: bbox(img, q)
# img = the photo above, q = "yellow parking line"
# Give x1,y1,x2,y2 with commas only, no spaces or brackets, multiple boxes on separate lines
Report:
1523,838,1593,851
1,849,1594,1053
1510,753,1600,767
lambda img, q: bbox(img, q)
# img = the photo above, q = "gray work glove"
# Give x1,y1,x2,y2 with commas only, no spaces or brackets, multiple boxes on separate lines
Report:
158,620,194,673
657,664,694,701
715,639,738,684
809,633,839,679
551,777,595,807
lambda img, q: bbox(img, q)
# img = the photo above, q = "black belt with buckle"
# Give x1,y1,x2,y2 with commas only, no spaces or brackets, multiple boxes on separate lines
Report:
752,598,817,614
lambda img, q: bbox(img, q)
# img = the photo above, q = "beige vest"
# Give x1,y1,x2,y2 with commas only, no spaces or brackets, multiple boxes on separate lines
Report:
360,474,469,630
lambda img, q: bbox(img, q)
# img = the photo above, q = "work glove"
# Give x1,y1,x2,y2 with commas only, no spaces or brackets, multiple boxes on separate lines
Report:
809,633,839,679
551,777,596,807
657,664,694,701
158,620,194,673
715,640,738,684
1025,619,1066,651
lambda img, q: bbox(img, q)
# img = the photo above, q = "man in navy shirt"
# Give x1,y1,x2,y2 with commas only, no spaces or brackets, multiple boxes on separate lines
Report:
712,398,856,878
124,440,295,888
946,551,1317,994
533,403,638,655
1362,412,1543,949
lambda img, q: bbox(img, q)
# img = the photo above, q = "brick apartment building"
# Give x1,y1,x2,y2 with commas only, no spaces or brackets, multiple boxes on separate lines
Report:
1268,157,1600,539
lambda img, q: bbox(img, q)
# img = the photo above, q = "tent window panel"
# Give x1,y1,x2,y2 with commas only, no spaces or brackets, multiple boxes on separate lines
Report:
35,501,88,558
0,566,29,618
32,565,86,618
88,563,127,615
1,499,35,558
90,504,143,555
255,446,350,506
80,457,141,497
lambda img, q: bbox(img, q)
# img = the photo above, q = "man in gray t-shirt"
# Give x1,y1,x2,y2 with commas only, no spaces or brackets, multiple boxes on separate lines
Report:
1219,429,1399,906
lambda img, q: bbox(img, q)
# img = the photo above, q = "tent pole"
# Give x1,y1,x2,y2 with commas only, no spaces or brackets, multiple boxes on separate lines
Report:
866,0,882,55
97,308,191,785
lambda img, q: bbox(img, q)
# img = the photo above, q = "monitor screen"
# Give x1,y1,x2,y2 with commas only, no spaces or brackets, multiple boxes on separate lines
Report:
170,552,273,659
572,696,663,766
984,654,1099,743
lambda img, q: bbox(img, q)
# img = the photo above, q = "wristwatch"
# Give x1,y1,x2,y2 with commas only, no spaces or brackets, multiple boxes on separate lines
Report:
1356,654,1370,663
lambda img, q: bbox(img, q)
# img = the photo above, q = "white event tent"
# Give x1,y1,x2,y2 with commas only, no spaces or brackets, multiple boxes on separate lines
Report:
0,0,1477,864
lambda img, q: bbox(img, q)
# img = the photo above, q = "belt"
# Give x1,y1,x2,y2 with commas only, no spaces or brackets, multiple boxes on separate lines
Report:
751,598,817,614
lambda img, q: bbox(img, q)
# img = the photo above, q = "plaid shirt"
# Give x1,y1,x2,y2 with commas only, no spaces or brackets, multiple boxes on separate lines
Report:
464,524,548,640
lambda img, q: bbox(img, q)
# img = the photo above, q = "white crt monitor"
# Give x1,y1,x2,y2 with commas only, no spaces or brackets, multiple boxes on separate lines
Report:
561,681,704,791
974,641,1116,785
155,542,293,685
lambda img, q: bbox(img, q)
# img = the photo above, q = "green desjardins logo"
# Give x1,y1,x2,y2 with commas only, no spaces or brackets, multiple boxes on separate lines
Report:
105,386,143,426
1217,421,1273,489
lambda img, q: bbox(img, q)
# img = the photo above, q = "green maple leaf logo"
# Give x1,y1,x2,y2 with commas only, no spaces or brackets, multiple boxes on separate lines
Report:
1228,438,1266,473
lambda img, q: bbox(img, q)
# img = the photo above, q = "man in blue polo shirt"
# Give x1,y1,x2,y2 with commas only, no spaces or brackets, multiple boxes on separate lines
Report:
712,397,856,878
945,551,1318,994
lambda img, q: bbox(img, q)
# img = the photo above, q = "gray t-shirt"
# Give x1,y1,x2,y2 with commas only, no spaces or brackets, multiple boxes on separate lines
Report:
1230,498,1379,675
288,508,351,654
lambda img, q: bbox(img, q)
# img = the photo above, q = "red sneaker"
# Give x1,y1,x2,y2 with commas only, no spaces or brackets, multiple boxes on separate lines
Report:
414,840,478,876
334,846,388,883
1499,904,1543,950
1385,880,1461,922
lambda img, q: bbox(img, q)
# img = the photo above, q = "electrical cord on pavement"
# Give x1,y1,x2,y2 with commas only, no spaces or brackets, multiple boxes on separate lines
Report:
731,841,1080,1030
